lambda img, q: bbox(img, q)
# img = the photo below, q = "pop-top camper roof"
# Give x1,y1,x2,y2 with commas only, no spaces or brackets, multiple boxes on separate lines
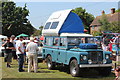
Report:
42,9,84,36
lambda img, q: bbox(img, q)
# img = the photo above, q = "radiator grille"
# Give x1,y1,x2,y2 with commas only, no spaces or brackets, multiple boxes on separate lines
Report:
88,51,103,64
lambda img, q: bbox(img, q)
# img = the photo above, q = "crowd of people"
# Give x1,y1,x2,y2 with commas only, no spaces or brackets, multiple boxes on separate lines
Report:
2,35,43,73
102,35,120,80
1,34,120,79
102,35,120,52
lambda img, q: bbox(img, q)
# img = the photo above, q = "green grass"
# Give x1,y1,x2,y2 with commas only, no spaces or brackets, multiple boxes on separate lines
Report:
1,57,115,80
0,57,2,80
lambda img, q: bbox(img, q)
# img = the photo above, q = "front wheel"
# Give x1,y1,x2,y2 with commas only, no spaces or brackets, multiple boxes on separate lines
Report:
70,59,80,77
46,55,55,70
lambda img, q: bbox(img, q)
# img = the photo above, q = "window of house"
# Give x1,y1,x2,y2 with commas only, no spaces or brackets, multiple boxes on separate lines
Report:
50,22,59,29
92,26,94,30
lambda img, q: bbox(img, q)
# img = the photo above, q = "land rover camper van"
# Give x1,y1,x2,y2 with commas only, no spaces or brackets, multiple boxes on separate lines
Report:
42,9,112,77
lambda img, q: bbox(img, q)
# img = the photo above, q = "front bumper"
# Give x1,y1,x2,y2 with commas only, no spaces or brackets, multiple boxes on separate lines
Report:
79,64,112,68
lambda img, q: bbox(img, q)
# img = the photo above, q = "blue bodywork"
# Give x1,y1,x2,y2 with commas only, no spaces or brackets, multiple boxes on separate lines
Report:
42,47,112,65
42,36,112,65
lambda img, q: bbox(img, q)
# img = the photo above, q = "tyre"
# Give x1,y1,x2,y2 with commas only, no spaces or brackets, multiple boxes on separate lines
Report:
98,67,111,76
46,55,55,70
70,59,80,77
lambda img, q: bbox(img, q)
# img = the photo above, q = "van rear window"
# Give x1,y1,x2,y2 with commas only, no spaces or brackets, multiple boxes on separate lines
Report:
50,22,59,29
44,22,51,29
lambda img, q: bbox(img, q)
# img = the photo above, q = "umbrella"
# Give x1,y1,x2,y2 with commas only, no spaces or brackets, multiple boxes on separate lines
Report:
17,33,28,37
40,36,44,40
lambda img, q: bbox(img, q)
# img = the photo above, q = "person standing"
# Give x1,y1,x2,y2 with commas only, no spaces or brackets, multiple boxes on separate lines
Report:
26,37,39,73
2,38,14,68
16,36,25,72
22,42,27,68
10,35,17,60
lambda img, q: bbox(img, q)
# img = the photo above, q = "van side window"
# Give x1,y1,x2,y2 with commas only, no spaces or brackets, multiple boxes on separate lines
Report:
60,38,67,47
45,37,53,46
68,38,79,45
44,22,51,29
53,38,59,46
50,22,59,29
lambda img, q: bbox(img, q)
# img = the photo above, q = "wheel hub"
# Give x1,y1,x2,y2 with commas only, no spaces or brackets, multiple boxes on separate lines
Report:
72,67,76,75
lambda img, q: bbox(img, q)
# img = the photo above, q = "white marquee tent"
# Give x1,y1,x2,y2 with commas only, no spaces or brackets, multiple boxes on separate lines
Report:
0,35,7,39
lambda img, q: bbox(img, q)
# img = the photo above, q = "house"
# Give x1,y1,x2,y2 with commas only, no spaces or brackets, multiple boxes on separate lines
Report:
90,8,119,35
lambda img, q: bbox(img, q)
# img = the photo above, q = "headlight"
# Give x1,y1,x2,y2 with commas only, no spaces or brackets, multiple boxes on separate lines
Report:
103,59,107,64
81,55,87,61
83,56,87,60
88,60,92,64
105,55,109,59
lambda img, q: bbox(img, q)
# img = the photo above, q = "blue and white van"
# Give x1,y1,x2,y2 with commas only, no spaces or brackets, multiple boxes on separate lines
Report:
42,9,112,77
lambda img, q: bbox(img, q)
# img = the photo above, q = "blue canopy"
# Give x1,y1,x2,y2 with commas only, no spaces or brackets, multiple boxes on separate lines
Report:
59,12,84,34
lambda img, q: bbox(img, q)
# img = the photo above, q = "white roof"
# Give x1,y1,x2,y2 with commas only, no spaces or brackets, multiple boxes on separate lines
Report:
42,9,72,36
22,40,30,43
60,33,93,37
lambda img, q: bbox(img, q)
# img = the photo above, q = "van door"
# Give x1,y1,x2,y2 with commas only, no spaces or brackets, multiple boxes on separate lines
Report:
57,50,67,63
57,37,67,63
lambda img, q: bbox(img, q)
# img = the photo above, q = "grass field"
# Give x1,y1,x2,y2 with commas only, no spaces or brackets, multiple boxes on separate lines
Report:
0,57,116,80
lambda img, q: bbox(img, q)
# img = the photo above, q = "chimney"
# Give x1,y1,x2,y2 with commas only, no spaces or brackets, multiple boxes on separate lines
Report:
111,8,115,14
101,10,105,15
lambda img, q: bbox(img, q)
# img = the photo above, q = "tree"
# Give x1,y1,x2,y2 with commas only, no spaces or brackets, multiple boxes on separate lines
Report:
0,1,2,22
72,7,94,33
92,31,102,36
116,8,120,12
39,25,43,35
99,14,120,33
32,25,43,36
98,14,111,32
32,29,41,36
109,22,120,33
2,1,35,37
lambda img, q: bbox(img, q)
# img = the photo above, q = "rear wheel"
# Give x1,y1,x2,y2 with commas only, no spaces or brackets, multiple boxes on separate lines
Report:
70,59,80,77
46,55,55,70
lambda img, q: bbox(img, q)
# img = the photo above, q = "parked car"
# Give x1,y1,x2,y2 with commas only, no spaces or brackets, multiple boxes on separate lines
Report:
22,40,43,59
42,34,112,77
41,9,112,77
0,46,5,57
